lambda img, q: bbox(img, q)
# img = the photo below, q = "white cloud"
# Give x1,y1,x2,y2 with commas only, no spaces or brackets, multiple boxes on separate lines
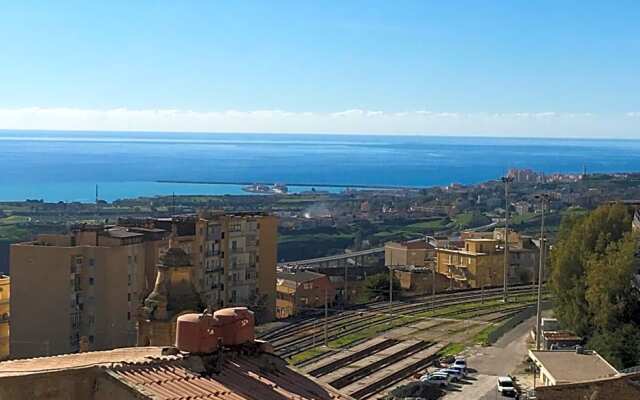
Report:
0,107,638,138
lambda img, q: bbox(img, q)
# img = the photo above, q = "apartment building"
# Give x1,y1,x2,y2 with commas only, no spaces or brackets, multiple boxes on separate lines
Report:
384,238,436,268
0,275,9,360
9,225,168,358
436,238,504,288
137,211,278,322
436,229,539,289
276,271,335,318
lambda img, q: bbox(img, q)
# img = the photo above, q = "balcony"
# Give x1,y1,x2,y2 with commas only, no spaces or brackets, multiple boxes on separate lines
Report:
444,265,470,281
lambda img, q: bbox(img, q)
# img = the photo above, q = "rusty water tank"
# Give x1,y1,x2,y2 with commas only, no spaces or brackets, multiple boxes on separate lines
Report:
214,307,255,346
175,313,222,353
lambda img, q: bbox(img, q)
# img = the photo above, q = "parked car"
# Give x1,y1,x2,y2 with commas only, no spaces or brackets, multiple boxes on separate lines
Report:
437,368,463,382
420,372,451,387
450,365,467,378
497,376,517,397
453,358,467,372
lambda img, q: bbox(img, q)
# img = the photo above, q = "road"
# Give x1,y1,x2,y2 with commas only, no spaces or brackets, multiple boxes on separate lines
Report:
444,315,535,399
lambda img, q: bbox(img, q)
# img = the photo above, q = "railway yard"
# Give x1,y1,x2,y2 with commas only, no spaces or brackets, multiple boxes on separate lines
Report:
259,285,547,399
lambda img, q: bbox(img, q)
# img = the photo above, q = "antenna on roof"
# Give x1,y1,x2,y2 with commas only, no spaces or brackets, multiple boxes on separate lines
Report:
172,192,176,216
95,184,99,222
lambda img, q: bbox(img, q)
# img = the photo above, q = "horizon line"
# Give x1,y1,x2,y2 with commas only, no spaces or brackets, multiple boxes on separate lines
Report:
3,127,640,142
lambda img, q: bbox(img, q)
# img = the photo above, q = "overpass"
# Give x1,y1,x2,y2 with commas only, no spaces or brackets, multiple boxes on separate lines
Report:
278,247,384,270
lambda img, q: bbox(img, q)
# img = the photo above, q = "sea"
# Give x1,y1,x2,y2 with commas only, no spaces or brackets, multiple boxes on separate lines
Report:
1,130,640,203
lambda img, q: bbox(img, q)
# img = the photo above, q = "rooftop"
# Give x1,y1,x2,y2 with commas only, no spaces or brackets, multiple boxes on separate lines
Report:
529,350,618,384
277,270,326,283
0,346,351,400
0,347,178,377
108,352,349,400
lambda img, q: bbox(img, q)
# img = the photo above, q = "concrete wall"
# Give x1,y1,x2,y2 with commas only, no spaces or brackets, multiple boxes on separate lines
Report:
257,216,277,322
0,368,98,400
10,244,73,358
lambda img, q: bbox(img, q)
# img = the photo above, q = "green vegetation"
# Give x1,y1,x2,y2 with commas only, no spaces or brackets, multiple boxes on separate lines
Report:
289,347,332,365
0,225,31,242
550,204,640,369
473,324,498,346
453,211,491,229
0,215,30,224
440,342,465,356
363,273,401,301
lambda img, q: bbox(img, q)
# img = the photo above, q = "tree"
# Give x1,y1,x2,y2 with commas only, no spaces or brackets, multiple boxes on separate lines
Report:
364,273,401,301
550,204,632,337
550,203,640,369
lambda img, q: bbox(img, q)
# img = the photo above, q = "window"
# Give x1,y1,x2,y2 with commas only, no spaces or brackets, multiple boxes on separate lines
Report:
127,293,131,301
89,335,94,344
89,277,94,285
231,240,237,250
127,312,131,320
89,258,95,267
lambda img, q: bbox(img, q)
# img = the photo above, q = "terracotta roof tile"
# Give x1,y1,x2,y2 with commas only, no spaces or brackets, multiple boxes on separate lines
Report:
108,354,351,400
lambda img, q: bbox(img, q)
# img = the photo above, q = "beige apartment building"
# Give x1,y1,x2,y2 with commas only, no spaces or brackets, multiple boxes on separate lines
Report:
9,212,277,358
0,275,9,360
10,225,168,358
129,211,278,323
436,231,539,289
384,238,436,267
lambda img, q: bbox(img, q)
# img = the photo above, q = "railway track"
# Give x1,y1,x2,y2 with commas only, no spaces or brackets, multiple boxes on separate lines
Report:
260,284,538,342
329,340,436,390
308,338,401,377
350,353,440,400
273,286,543,358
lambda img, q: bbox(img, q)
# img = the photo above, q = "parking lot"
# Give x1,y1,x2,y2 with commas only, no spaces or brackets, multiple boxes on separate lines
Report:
441,315,536,399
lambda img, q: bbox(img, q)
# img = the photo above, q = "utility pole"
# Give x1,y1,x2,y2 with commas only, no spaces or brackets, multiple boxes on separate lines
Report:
344,259,348,309
324,288,328,346
95,184,99,222
535,193,549,350
426,235,436,311
389,266,393,324
501,175,514,302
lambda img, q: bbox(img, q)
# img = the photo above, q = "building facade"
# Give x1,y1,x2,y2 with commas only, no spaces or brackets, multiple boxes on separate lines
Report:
145,212,278,322
276,271,335,319
9,225,168,358
384,239,435,268
0,275,9,360
435,231,539,289
137,240,202,347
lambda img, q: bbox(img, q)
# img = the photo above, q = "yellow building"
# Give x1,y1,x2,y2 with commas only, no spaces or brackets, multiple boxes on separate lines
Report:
436,238,504,288
436,234,539,289
385,238,435,267
9,225,168,359
0,275,9,360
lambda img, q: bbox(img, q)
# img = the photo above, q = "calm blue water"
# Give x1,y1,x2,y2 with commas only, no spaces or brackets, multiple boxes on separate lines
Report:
1,130,640,202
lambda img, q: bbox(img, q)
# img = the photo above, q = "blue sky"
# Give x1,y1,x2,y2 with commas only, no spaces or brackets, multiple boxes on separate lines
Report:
0,1,639,137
